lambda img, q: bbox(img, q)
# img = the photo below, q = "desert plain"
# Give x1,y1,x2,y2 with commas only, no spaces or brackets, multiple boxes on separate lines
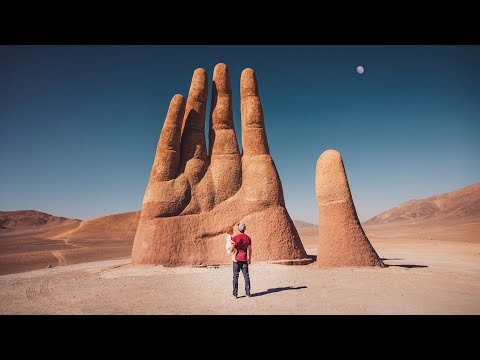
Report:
1,183,479,314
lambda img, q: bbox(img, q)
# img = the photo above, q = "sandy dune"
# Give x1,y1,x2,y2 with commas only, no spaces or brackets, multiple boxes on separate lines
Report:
0,211,139,275
365,182,480,225
47,211,140,241
0,210,81,229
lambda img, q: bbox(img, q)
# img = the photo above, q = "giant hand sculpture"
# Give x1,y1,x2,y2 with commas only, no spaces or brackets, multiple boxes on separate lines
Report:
131,64,310,266
315,150,385,267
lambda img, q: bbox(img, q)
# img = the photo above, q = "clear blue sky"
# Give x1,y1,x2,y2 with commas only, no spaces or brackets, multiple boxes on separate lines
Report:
1,45,479,223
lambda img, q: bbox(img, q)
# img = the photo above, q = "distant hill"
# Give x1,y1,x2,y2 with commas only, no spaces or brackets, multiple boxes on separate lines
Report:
51,212,314,241
0,210,81,229
293,220,318,229
364,183,480,225
48,211,140,241
0,208,316,241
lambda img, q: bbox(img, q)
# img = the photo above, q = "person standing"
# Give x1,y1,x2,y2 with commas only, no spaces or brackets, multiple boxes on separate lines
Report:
229,223,252,298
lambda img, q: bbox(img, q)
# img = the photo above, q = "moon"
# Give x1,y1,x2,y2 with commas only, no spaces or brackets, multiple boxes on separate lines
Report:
356,65,364,74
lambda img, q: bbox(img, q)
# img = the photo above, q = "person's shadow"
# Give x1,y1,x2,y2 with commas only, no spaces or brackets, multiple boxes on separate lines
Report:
380,258,428,268
250,286,307,297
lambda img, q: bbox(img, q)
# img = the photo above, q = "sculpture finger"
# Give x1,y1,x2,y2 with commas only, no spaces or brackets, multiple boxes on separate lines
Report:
315,149,352,205
150,94,185,182
209,63,240,156
208,63,242,205
315,149,385,268
240,68,270,156
180,68,209,172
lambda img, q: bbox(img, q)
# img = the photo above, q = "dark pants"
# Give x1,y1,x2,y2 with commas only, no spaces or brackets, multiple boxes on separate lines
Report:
233,261,250,296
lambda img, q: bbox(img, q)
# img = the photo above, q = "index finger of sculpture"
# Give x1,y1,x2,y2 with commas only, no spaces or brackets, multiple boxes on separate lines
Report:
240,68,270,156
150,94,185,182
180,68,209,171
209,63,240,156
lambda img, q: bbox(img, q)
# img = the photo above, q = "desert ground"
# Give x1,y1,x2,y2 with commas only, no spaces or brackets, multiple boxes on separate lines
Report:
2,183,479,314
0,211,139,275
1,220,479,314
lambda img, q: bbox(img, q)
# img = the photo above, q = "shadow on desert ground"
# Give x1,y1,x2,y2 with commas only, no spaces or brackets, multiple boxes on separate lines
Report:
305,255,429,269
387,264,428,268
380,258,429,268
251,286,308,297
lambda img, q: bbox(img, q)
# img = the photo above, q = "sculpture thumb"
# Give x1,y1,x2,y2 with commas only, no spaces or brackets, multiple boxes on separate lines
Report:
315,149,385,267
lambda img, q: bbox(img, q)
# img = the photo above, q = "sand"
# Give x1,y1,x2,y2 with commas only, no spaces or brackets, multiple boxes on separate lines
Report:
1,226,479,314
0,213,137,276
0,228,133,276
